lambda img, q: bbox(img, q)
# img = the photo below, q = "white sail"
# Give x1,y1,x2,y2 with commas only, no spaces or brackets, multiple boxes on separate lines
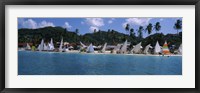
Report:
37,44,41,50
49,38,55,50
143,44,152,54
111,44,121,54
101,43,107,53
120,40,128,54
39,39,44,51
154,41,161,54
43,43,48,51
26,43,31,50
178,44,182,54
131,42,142,53
87,43,94,53
59,38,63,52
47,43,51,51
80,41,87,48
114,44,121,51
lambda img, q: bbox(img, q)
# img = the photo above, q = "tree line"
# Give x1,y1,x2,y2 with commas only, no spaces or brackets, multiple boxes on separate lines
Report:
18,19,182,50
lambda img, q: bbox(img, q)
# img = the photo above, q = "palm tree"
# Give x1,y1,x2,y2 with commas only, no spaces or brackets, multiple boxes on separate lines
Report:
174,19,182,35
130,28,134,35
125,24,130,35
75,29,79,35
137,26,144,39
108,29,111,32
130,28,135,38
75,29,79,43
94,29,97,33
154,22,161,33
146,23,153,35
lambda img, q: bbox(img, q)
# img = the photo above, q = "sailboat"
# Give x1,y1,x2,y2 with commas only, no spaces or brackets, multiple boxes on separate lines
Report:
38,39,44,51
80,41,87,48
43,43,48,51
112,44,121,54
87,43,94,53
143,44,152,54
59,38,63,52
47,43,52,51
101,43,107,53
178,44,182,55
120,40,128,54
162,41,170,55
25,43,31,50
154,41,161,54
37,44,41,51
131,42,142,54
49,38,55,51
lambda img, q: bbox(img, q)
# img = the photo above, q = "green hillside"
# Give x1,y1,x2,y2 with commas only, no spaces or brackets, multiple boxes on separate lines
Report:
18,26,182,49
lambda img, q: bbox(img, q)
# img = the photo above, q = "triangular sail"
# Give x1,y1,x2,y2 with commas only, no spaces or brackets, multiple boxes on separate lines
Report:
114,44,121,51
162,41,170,55
120,40,128,54
39,39,44,51
101,43,107,53
49,38,55,50
87,43,94,53
43,43,48,51
47,43,51,51
26,43,31,50
59,38,63,52
37,44,41,50
131,42,142,53
80,41,87,48
178,44,182,54
143,44,151,54
154,41,161,54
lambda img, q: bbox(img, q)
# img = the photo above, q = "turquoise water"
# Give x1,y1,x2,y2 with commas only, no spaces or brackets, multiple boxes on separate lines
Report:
18,51,182,75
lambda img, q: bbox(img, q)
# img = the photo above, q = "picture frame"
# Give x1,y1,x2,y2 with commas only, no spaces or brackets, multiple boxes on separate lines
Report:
0,0,199,93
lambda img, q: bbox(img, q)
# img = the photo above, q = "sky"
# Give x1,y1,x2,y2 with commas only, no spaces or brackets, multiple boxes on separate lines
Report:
18,17,182,37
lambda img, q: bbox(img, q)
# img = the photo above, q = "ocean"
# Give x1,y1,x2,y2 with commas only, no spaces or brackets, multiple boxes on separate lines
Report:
18,51,182,75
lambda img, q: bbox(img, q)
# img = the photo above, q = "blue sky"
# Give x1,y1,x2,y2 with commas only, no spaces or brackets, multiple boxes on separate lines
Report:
18,17,182,37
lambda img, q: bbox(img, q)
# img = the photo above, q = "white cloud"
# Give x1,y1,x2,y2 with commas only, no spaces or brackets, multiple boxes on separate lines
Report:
108,18,115,24
122,18,152,27
85,18,104,27
160,18,164,21
20,19,55,29
89,26,99,32
63,22,72,29
38,21,55,28
21,19,38,29
83,18,104,32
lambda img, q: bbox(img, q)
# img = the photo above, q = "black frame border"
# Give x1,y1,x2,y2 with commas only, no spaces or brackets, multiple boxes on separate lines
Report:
0,0,200,93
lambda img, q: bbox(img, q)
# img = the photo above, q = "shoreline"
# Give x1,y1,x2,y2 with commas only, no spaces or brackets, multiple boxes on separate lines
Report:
18,50,182,57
